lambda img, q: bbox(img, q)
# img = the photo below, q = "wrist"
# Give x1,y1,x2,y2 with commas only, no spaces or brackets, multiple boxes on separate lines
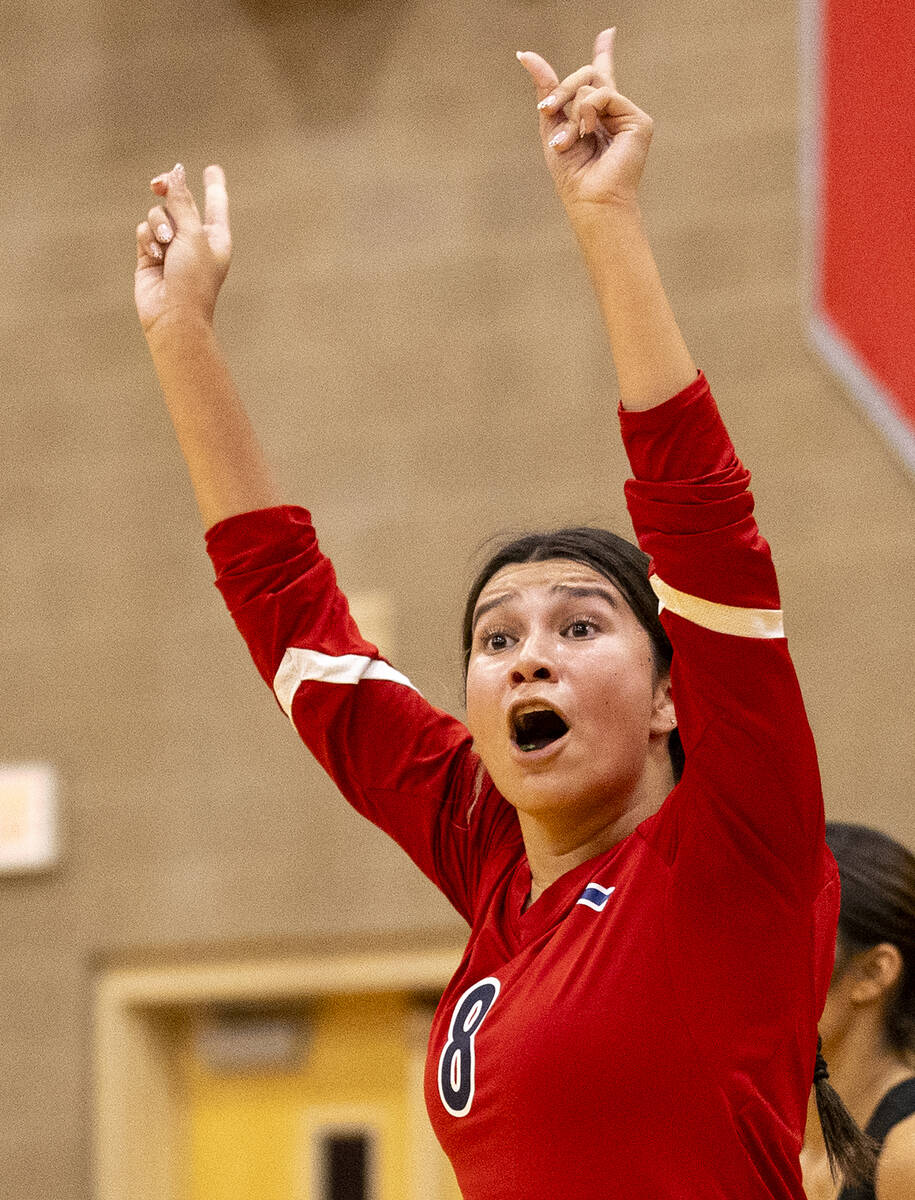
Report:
144,309,218,358
564,198,646,255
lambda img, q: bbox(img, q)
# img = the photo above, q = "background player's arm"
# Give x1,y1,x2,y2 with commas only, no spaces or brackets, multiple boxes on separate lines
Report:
134,163,280,529
518,29,698,412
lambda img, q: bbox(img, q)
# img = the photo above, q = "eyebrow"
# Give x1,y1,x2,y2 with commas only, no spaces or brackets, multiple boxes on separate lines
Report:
471,592,516,630
551,584,619,609
471,582,618,631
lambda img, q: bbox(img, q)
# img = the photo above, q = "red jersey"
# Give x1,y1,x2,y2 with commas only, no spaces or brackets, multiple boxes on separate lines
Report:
206,372,839,1199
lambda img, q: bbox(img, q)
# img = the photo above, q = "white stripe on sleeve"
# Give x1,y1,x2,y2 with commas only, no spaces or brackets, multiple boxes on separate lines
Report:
651,575,785,639
273,647,419,720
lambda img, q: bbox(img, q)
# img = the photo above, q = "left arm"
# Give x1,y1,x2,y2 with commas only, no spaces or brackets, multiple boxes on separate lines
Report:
519,33,825,886
518,28,697,411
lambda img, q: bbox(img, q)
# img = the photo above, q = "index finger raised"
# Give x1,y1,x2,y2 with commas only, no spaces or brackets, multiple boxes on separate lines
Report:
592,26,617,89
517,50,560,102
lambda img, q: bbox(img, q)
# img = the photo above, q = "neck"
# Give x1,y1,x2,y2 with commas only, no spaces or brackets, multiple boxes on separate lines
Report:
519,759,672,904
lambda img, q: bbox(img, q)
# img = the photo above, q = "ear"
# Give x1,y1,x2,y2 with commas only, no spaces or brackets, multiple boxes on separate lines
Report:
648,671,676,738
849,943,904,1006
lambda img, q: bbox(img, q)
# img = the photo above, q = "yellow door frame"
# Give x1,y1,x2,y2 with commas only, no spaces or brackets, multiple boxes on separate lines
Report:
93,944,463,1200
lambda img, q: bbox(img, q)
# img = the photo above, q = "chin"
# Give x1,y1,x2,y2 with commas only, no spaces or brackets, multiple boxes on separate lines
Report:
500,764,620,820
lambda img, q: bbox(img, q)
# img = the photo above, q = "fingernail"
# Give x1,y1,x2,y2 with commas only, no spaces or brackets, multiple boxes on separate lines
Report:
149,242,163,260
155,223,173,243
548,129,568,148
515,50,529,61
579,120,587,139
172,162,185,181
151,174,167,187
538,95,557,110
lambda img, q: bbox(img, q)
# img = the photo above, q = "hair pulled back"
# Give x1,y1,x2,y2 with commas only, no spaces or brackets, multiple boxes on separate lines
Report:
811,822,915,1187
461,526,684,781
825,822,915,1055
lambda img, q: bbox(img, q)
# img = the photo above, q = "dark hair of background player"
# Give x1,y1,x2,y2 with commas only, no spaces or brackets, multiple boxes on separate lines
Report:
807,821,915,1187
826,822,915,1056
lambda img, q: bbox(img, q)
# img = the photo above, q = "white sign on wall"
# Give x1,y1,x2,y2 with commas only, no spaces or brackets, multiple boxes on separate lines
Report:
0,763,59,874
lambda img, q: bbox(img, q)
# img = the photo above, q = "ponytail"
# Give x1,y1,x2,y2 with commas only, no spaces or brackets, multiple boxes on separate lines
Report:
813,1038,879,1188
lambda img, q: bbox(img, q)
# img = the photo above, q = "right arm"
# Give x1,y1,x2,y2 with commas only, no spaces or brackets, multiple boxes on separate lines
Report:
133,165,517,918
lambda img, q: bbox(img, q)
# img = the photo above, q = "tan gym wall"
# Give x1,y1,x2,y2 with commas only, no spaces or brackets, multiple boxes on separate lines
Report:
1,1,913,1196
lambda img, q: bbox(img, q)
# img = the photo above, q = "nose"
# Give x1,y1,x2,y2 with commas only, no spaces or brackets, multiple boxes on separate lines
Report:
509,634,556,686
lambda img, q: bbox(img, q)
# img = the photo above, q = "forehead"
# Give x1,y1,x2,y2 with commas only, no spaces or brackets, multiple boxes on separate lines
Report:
476,558,620,605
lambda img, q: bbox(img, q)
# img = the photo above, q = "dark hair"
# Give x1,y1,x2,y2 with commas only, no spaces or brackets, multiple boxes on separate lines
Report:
811,822,915,1187
460,527,684,781
813,1034,879,1187
825,823,915,1055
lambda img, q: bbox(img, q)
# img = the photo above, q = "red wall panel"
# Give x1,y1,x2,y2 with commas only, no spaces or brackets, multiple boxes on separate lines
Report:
803,0,915,470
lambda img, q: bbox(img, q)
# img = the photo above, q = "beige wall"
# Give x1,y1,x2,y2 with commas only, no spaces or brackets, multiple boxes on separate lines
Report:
1,0,913,1194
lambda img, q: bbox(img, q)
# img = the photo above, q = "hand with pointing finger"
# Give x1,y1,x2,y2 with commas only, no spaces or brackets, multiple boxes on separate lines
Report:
134,162,232,338
517,28,654,216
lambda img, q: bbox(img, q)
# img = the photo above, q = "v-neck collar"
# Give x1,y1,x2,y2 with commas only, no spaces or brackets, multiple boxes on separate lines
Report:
496,787,677,952
506,840,627,947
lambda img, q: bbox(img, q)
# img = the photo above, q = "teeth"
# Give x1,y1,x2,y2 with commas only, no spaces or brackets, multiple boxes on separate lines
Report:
513,703,555,719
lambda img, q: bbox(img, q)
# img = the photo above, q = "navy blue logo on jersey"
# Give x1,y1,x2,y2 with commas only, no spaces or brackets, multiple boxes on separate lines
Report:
438,976,500,1117
576,881,616,911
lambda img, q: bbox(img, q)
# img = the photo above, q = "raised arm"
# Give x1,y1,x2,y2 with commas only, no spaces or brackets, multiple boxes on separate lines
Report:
518,29,697,411
522,33,829,892
133,164,509,922
134,163,280,528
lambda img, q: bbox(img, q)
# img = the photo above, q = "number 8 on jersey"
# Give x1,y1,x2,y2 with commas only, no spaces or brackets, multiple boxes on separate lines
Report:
438,977,500,1117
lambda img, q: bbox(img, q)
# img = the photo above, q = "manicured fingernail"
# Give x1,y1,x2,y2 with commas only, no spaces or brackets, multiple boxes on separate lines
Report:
149,242,163,260
155,223,173,243
151,174,167,187
579,120,587,139
538,95,557,110
548,129,568,148
172,162,185,181
515,50,529,61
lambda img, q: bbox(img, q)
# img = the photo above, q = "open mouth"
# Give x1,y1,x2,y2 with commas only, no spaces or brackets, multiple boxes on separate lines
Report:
511,706,570,753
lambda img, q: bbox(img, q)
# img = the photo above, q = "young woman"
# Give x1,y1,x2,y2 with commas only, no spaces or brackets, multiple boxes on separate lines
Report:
802,824,915,1200
134,28,861,1199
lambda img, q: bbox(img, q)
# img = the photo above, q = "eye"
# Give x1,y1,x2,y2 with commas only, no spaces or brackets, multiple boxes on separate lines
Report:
477,628,517,653
564,617,599,639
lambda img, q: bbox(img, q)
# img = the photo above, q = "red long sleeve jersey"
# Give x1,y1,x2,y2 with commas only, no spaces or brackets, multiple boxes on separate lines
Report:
206,373,839,1200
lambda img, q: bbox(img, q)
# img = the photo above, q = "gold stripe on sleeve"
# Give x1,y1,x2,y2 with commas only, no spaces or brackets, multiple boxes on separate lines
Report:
650,575,785,639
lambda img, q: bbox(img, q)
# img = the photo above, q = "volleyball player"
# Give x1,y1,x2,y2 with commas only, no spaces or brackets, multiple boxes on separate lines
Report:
133,28,871,1198
802,824,915,1199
